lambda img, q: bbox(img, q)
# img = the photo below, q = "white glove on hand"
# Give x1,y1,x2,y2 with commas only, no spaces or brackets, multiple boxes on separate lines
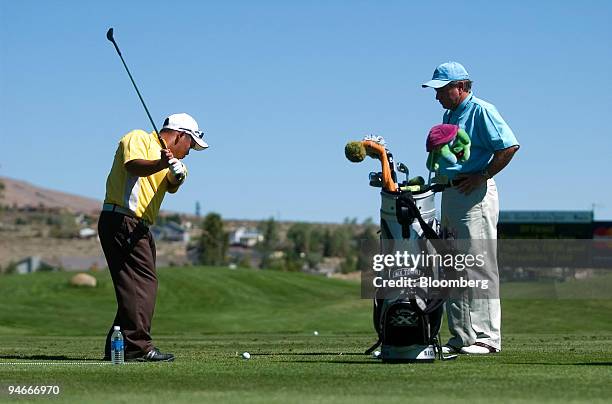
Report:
166,158,186,183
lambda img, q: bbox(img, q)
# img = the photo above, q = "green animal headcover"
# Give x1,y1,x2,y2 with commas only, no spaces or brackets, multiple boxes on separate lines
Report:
345,141,366,162
426,128,471,172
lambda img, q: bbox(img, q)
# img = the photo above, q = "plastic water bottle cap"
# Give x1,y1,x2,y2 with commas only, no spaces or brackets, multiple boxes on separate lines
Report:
113,326,120,331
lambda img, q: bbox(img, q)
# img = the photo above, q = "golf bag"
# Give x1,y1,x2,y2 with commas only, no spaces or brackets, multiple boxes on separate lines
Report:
366,188,453,363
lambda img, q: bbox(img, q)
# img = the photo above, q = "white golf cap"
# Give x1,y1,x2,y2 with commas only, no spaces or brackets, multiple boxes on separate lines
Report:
162,113,209,151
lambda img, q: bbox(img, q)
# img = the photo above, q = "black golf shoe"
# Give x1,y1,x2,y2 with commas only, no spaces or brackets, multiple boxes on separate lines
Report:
126,348,175,362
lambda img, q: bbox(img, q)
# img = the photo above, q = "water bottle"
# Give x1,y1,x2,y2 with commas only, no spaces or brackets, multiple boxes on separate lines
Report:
110,326,124,365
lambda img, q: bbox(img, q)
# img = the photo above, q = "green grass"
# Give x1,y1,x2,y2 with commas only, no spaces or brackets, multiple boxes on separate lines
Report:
1,267,612,403
0,267,370,336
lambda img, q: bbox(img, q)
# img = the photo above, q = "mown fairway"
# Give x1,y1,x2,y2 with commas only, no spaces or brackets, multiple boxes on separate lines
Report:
1,267,611,403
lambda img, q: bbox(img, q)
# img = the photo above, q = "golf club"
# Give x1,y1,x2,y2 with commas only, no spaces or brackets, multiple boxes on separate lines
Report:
369,172,383,188
106,27,166,149
397,162,409,184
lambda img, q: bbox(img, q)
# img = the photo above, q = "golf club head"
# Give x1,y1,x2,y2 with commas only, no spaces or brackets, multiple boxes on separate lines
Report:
397,162,409,182
369,172,383,188
106,28,115,43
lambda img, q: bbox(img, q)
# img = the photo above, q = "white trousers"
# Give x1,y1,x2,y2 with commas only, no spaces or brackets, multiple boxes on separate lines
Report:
441,179,502,350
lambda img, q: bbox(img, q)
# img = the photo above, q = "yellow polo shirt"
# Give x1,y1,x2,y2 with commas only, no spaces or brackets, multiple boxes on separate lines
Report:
103,130,186,224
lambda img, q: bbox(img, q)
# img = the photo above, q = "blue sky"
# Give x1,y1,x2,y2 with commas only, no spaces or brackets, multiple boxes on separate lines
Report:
1,0,611,222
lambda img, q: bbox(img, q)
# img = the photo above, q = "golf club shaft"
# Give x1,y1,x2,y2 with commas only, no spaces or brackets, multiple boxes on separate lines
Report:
106,28,167,149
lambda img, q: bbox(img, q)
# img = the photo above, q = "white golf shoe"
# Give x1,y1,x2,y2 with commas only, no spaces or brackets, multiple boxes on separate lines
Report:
460,342,500,354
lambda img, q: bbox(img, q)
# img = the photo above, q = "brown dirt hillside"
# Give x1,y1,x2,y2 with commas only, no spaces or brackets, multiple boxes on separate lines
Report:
0,176,101,214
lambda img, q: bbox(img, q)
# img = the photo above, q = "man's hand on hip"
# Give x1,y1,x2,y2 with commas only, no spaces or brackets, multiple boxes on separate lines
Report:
454,145,519,195
454,173,487,195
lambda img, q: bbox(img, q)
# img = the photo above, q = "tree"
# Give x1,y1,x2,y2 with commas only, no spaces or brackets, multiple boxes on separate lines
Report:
328,226,352,257
284,223,312,271
355,223,379,273
302,226,325,270
309,227,325,256
258,217,279,251
237,255,252,269
286,223,311,255
48,213,79,238
198,212,228,266
362,217,375,227
322,229,333,257
257,217,280,269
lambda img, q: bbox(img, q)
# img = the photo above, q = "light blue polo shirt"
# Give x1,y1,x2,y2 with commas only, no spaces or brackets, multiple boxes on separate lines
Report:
439,93,519,180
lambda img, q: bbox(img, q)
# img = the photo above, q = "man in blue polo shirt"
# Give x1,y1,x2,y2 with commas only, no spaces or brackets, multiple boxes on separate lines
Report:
422,61,519,354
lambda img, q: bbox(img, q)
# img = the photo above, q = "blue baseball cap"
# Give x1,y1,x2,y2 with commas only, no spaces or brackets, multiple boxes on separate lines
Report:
422,62,470,89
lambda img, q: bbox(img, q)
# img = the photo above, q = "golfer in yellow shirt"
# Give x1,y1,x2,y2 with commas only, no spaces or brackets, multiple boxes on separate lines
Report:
99,113,208,362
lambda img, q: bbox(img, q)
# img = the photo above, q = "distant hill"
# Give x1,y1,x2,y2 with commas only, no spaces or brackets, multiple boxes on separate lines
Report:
0,176,353,226
0,176,101,214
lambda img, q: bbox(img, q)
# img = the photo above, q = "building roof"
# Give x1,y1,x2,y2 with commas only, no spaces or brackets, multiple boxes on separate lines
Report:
499,211,593,224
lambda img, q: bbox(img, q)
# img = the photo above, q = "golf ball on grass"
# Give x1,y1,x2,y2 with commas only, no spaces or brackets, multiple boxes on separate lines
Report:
372,350,381,359
313,331,319,336
241,352,250,359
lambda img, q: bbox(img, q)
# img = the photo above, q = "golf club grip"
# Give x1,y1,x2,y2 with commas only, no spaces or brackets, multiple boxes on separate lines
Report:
158,134,168,150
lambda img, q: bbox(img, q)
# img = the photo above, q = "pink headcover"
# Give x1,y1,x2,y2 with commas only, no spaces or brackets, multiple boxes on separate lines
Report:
426,124,459,152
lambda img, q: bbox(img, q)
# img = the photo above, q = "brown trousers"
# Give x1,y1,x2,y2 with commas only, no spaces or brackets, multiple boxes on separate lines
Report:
98,211,157,358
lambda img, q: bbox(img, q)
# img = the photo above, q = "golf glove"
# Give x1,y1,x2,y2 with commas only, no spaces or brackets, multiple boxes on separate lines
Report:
167,158,186,183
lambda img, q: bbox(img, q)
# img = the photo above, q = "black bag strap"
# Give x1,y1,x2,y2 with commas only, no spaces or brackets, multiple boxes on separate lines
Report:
395,192,456,257
395,192,458,310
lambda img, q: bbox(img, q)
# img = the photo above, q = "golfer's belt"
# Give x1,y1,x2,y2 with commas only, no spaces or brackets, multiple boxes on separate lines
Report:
102,203,151,226
448,178,466,187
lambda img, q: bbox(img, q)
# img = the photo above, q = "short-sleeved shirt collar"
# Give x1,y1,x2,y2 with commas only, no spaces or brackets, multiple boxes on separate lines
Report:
449,92,473,119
